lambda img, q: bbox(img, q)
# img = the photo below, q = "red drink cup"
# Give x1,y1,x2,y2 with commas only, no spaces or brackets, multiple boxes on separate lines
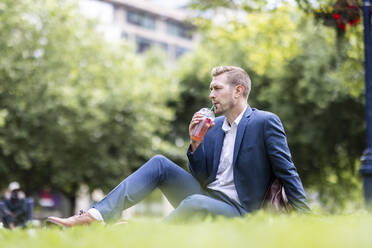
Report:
191,108,215,142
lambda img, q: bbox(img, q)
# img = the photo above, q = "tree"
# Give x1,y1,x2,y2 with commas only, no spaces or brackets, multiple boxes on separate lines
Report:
0,0,179,209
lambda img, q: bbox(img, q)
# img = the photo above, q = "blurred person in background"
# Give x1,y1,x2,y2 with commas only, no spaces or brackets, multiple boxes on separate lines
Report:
0,182,28,229
48,66,310,227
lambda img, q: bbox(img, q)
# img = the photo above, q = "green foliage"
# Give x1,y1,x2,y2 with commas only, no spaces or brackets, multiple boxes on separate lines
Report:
0,0,366,213
2,213,372,247
172,6,365,211
0,0,178,197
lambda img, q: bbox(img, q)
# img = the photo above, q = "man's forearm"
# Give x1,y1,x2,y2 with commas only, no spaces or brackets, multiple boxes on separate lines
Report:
187,141,208,183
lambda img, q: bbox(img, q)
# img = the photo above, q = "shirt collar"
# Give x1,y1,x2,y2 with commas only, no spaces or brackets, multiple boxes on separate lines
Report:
222,105,248,132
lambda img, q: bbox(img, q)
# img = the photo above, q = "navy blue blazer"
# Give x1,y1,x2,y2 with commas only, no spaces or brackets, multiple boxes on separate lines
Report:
187,105,310,213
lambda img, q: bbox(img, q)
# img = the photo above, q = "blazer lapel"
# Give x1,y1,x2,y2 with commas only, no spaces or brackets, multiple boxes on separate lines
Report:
233,106,253,167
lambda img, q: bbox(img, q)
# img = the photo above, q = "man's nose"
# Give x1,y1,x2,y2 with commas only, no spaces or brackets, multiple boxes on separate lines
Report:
209,91,214,99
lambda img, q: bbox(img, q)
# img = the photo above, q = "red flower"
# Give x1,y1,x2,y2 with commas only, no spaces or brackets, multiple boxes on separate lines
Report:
333,13,341,20
338,22,346,31
348,20,353,26
348,4,355,9
353,18,360,24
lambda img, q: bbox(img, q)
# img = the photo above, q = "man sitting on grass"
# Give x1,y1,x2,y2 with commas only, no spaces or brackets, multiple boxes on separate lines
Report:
48,66,310,227
1,182,28,229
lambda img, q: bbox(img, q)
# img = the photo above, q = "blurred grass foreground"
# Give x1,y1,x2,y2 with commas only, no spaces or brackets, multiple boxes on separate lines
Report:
1,212,372,248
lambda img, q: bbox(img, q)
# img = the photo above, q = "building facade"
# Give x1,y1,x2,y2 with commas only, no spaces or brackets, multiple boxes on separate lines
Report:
80,0,198,60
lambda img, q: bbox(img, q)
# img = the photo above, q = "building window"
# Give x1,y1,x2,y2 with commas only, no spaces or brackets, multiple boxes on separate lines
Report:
136,36,153,53
121,31,128,39
175,46,189,58
126,9,156,30
158,42,168,53
166,21,193,39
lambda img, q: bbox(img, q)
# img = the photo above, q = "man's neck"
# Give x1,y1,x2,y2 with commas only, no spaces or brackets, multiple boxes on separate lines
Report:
225,101,247,125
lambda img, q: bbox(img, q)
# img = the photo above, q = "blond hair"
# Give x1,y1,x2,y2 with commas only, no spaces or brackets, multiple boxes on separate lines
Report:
211,66,251,98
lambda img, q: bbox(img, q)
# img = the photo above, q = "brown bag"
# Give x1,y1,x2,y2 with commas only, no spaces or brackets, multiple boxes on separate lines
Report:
261,178,292,213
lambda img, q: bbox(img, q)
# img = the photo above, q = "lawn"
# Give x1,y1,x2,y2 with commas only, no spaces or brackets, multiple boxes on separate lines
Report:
1,212,372,248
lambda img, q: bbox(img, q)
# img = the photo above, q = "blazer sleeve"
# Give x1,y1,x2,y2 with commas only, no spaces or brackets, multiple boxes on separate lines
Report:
264,113,311,213
187,143,209,184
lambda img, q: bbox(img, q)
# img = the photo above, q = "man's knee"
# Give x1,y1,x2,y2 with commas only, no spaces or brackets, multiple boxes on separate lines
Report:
151,154,168,163
150,154,177,171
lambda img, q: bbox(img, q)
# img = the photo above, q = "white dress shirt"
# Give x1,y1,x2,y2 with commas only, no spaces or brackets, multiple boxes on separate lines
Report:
207,106,247,205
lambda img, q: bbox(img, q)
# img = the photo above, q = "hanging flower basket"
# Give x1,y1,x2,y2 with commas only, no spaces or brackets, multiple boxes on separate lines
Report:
314,0,362,32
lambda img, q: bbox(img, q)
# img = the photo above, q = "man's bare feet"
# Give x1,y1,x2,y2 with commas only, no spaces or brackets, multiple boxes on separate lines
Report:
47,210,96,228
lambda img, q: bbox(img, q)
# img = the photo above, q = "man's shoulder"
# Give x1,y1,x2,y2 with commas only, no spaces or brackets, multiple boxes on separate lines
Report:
213,109,280,125
213,108,281,126
251,108,279,122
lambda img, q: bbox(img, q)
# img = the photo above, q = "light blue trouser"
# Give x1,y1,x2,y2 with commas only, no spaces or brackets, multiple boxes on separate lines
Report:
93,155,246,222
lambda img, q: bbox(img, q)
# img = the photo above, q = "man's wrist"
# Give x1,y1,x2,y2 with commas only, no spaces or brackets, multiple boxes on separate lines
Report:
190,140,201,152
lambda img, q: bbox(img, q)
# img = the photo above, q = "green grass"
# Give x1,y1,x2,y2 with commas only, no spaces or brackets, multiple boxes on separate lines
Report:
1,212,372,248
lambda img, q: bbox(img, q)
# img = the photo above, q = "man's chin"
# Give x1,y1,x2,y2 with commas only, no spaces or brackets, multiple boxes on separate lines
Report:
214,109,223,116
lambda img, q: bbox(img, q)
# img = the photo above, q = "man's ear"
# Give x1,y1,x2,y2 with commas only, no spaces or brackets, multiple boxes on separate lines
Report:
235,85,245,98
